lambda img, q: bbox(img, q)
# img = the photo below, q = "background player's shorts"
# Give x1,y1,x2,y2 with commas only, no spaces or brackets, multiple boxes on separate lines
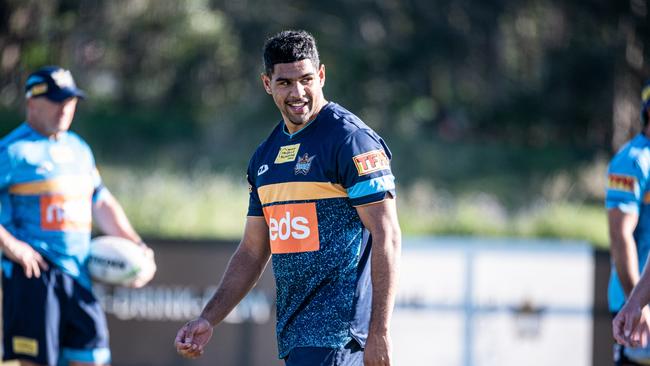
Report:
614,342,650,366
284,339,363,366
2,258,111,366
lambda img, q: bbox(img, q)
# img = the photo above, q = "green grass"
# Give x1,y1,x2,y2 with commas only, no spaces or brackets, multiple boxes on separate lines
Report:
101,166,609,247
101,166,248,240
399,196,608,248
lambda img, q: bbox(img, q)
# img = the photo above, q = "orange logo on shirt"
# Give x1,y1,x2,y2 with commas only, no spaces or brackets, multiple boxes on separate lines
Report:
353,150,390,176
40,194,92,231
607,174,636,193
263,202,319,254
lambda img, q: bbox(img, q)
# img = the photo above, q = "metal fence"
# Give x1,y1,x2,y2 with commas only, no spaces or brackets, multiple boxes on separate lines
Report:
2,237,613,366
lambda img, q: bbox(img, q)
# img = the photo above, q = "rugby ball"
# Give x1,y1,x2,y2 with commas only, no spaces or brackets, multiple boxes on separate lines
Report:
87,236,152,286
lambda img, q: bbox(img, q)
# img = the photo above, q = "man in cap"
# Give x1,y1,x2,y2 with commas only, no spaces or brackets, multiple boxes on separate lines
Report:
0,66,154,366
608,80,650,365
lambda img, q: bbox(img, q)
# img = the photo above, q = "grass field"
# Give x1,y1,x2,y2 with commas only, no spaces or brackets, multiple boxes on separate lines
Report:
101,165,609,248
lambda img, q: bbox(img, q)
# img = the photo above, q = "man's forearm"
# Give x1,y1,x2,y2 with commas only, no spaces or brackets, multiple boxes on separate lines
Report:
92,193,141,243
629,257,650,308
200,245,270,326
0,224,16,249
369,230,401,335
611,234,640,295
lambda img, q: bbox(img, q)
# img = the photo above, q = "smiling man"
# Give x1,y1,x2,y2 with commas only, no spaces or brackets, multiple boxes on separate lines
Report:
175,30,402,366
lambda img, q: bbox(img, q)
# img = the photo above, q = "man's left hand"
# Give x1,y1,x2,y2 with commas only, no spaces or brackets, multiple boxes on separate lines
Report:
614,301,650,347
363,333,392,366
130,243,156,288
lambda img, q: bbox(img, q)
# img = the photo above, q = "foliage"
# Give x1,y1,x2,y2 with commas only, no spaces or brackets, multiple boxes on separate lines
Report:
102,165,608,246
0,0,647,242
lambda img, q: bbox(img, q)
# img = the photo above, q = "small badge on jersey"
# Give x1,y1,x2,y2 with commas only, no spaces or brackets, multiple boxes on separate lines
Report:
12,336,38,356
49,145,74,163
607,174,636,193
353,149,390,176
275,144,301,164
258,164,269,176
294,153,315,175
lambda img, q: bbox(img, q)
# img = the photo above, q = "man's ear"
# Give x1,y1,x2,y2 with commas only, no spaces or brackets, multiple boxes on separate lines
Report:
261,73,272,95
318,64,326,87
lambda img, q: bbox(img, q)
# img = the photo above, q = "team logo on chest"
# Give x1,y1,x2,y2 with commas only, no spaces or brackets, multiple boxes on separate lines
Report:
294,153,315,175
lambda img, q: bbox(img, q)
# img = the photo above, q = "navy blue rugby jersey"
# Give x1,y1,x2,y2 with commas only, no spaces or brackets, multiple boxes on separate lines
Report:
246,102,396,358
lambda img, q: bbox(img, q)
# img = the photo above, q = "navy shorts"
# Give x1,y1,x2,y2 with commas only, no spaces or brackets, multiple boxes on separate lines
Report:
2,259,111,365
284,339,363,366
613,342,650,366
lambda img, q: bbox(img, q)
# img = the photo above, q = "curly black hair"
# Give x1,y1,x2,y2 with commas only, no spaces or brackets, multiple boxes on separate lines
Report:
263,30,320,76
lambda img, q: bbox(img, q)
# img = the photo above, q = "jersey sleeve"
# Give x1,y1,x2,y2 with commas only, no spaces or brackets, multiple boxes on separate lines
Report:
0,147,13,226
246,155,263,217
0,146,12,190
91,167,110,203
83,140,109,204
605,154,648,214
338,129,396,206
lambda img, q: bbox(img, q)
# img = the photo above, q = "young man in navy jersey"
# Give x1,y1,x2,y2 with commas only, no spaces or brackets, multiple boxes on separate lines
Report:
175,30,401,366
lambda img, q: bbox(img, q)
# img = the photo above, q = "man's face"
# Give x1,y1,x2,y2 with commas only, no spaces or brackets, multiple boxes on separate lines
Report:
262,59,326,132
27,97,78,136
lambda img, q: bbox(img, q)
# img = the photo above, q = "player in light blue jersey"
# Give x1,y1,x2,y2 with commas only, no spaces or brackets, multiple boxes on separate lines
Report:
0,66,154,366
608,80,650,365
175,30,401,366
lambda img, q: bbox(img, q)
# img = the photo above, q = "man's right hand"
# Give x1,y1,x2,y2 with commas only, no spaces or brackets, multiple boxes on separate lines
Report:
613,300,650,347
2,238,48,278
174,317,213,359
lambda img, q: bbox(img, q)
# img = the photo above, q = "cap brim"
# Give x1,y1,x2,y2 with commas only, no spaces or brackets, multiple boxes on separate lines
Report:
45,87,86,102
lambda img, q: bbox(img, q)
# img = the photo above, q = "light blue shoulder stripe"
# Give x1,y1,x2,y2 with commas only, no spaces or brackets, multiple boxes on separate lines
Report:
347,175,395,199
60,347,111,365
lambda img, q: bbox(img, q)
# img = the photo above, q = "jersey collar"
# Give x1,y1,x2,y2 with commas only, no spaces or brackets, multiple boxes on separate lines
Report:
282,102,332,140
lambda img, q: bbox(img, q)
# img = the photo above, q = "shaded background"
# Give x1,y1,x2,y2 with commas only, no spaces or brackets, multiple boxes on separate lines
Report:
1,0,648,245
1,1,650,365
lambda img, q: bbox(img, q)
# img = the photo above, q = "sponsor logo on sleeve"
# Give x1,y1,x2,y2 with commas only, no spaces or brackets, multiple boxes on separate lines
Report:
353,149,390,176
607,174,636,193
40,194,92,231
263,202,319,254
274,144,301,164
294,153,315,175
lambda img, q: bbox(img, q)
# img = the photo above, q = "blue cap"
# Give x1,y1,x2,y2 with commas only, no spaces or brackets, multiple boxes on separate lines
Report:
25,66,86,102
642,80,650,125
